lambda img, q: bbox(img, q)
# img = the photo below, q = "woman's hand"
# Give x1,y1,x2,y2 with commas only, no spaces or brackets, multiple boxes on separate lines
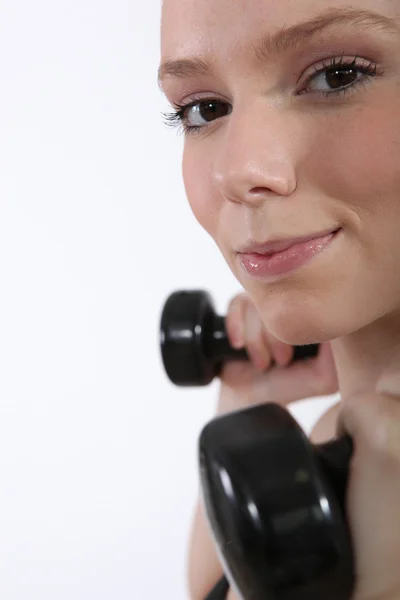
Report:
334,373,400,600
217,291,339,415
188,291,340,600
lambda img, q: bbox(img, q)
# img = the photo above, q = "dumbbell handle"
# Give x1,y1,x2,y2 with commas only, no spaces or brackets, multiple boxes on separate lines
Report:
160,290,320,386
209,315,319,366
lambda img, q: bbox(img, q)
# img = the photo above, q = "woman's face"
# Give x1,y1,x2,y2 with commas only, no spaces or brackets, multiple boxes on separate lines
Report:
159,0,400,346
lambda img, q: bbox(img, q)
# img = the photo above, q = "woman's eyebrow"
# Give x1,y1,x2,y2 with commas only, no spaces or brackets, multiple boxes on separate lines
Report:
158,7,399,89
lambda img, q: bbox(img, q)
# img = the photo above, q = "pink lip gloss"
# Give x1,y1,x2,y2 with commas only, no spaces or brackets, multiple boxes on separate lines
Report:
239,229,341,281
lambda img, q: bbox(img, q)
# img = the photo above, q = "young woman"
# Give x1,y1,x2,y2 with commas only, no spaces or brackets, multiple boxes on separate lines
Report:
158,0,400,598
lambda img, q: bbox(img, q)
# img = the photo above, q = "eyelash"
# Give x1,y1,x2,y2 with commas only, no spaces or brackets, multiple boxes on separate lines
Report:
161,55,380,136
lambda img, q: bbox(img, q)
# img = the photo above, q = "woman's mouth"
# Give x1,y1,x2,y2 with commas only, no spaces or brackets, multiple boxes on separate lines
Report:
238,228,342,281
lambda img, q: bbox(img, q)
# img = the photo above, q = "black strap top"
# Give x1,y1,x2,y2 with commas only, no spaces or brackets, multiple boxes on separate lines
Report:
204,575,229,600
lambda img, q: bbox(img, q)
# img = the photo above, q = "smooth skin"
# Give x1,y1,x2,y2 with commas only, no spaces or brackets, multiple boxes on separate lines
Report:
158,0,400,598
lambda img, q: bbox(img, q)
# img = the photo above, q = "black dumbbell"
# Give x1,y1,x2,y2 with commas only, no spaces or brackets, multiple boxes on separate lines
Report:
160,290,320,386
199,403,354,600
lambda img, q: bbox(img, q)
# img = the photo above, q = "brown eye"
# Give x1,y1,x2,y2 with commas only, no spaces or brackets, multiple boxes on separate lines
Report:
302,57,379,97
323,66,358,89
184,100,231,127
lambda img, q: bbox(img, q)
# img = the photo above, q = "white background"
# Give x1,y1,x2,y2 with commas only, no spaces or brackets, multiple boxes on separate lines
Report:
0,2,339,598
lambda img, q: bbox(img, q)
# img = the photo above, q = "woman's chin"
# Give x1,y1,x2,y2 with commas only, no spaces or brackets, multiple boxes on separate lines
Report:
255,305,339,346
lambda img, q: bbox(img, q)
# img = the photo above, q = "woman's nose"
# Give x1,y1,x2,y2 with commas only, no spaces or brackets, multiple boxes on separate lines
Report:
211,107,298,206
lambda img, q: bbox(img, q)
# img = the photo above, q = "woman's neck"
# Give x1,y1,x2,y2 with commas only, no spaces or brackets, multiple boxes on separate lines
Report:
331,310,400,400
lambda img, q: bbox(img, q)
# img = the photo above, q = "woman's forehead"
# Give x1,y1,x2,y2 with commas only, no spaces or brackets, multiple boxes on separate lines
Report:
161,0,312,50
159,0,400,93
160,0,397,57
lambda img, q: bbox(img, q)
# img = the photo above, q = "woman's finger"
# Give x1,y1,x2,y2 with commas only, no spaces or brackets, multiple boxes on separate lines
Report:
244,300,273,371
225,293,247,349
262,328,294,368
247,341,339,405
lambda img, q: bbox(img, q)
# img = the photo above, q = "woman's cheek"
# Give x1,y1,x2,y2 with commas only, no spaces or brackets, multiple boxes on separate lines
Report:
182,147,219,235
308,102,400,215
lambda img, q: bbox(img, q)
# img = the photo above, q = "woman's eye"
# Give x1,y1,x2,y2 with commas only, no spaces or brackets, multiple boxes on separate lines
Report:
309,67,359,91
301,57,378,96
183,100,231,128
161,99,232,136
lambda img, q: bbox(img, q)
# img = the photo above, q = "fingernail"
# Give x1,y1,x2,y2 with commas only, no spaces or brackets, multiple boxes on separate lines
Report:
376,372,400,396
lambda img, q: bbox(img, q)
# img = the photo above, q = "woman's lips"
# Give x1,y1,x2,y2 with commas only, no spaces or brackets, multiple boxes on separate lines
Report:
238,228,342,280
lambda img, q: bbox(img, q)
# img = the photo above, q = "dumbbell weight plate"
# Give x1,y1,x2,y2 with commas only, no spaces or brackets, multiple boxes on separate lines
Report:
199,403,355,600
160,290,221,386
